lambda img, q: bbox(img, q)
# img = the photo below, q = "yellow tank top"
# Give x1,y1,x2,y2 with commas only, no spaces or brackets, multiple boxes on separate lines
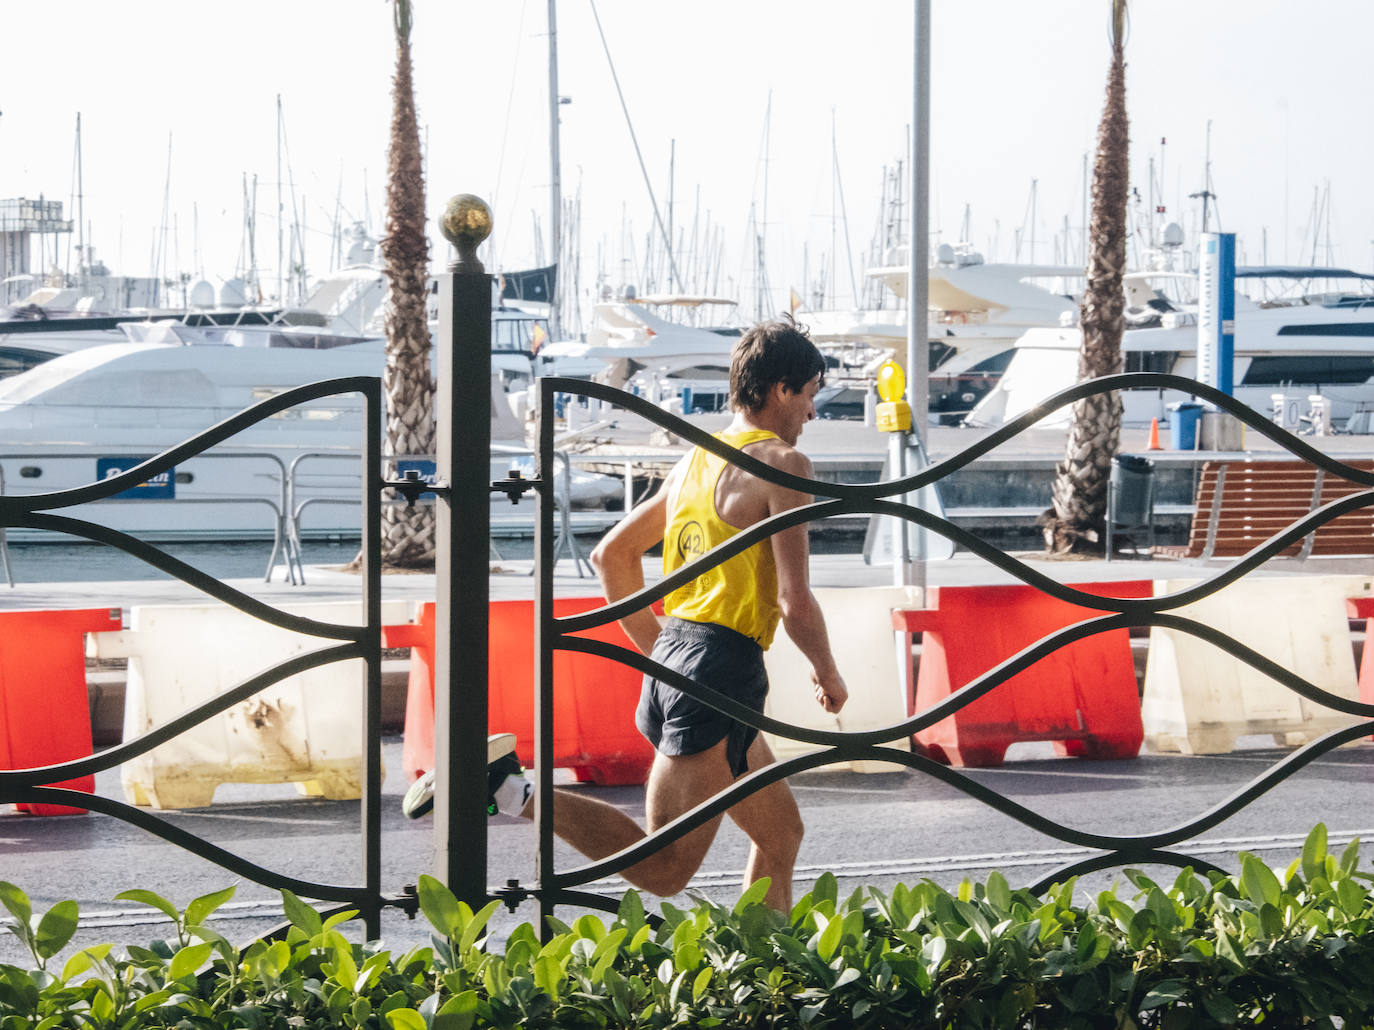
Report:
663,429,781,648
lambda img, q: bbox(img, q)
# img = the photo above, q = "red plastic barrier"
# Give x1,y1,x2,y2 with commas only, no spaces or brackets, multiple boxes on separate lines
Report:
1345,597,1374,736
0,607,122,815
890,581,1150,767
384,598,653,786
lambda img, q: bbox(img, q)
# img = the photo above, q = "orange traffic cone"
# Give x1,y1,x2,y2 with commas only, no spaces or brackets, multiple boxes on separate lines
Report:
1146,417,1162,451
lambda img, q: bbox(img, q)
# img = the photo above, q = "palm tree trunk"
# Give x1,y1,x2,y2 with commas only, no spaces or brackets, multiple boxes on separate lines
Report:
380,0,435,566
1043,0,1129,555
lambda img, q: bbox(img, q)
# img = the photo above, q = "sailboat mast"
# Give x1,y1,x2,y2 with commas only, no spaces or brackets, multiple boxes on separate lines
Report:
75,113,85,274
547,0,563,338
276,94,284,305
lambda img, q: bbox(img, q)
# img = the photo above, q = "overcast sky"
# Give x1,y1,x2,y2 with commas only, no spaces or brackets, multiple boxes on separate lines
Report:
3,1,1370,316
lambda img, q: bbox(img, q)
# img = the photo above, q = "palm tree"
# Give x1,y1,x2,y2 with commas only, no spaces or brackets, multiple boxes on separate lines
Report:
1042,0,1129,555
380,0,435,566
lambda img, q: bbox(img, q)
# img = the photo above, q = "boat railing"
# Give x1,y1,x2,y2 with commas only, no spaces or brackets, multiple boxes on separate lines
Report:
0,450,291,588
281,445,595,585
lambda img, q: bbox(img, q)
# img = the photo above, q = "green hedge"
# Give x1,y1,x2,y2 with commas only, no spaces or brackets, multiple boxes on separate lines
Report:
3,824,1373,1028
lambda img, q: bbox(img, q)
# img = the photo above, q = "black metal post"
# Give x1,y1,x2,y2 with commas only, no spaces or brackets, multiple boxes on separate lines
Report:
535,376,557,937
433,196,494,905
361,377,383,938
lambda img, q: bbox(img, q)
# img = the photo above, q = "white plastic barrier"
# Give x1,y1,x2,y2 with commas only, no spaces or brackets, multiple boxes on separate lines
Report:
762,586,920,773
1142,575,1373,754
91,600,407,809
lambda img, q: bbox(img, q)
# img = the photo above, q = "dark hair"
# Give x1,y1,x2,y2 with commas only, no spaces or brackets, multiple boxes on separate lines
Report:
729,314,826,413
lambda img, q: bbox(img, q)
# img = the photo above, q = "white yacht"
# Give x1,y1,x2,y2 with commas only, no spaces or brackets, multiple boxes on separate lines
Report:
804,243,1085,423
534,294,742,412
0,327,619,545
964,267,1374,430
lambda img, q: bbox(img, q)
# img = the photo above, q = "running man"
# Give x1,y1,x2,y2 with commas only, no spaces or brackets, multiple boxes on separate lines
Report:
405,316,847,912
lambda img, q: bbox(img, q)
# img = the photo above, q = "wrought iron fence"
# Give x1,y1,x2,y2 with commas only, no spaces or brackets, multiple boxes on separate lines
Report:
0,375,403,939
524,372,1374,930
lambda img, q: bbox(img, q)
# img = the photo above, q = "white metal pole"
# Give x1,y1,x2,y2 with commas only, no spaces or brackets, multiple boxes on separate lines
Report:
904,0,931,594
547,0,563,339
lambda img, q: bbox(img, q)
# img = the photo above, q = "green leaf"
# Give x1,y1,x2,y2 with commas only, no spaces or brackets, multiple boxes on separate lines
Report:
61,949,93,982
113,888,180,925
692,966,713,1003
433,989,479,1030
458,900,501,956
812,872,838,908
1240,853,1281,908
1340,837,1362,877
533,955,563,999
834,967,861,989
984,871,1011,913
815,913,843,962
1336,877,1365,918
617,890,646,932
33,901,78,960
168,942,213,981
0,884,31,926
1215,930,1245,971
733,878,771,914
1141,980,1189,1009
323,908,360,932
1302,824,1329,882
186,885,237,927
386,1010,427,1030
417,875,464,939
280,890,323,936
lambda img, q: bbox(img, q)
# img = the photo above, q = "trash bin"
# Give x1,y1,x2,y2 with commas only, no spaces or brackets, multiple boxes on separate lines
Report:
1107,453,1155,560
1168,402,1203,450
1110,454,1155,525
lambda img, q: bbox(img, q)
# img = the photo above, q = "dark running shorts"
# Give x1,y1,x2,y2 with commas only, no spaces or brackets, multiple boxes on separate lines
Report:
636,618,768,778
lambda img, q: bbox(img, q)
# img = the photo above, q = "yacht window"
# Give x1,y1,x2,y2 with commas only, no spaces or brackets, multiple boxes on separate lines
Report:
1125,351,1178,374
1275,323,1374,337
0,347,54,378
928,340,957,371
1240,356,1374,386
965,350,1016,376
492,318,549,353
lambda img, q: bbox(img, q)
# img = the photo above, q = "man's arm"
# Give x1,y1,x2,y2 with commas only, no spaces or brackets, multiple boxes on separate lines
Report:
766,448,848,714
589,464,679,655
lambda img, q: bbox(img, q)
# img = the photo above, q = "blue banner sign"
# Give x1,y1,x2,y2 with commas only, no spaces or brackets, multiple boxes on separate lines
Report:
395,459,437,501
96,457,176,500
1197,232,1236,404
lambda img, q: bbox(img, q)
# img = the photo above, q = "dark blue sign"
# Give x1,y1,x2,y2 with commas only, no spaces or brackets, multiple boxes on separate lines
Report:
97,457,176,500
395,459,437,501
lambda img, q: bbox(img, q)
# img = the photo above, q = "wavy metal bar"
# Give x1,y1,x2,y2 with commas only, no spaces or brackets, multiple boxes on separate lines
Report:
3,512,365,640
0,644,361,789
562,607,1374,753
537,373,1374,907
549,373,1374,496
553,720,1374,890
1026,850,1229,895
4,786,372,905
0,377,378,512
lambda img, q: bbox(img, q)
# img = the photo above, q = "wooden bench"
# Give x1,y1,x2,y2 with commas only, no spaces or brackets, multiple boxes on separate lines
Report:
1176,459,1374,559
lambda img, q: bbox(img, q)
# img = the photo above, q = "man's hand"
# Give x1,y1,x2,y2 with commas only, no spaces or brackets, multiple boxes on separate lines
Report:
812,669,848,714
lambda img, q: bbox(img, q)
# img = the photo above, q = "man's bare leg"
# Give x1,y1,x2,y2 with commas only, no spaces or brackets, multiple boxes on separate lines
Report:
722,734,804,912
535,742,736,898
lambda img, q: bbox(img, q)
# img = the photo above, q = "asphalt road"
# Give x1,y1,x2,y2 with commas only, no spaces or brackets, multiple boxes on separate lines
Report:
5,733,1374,966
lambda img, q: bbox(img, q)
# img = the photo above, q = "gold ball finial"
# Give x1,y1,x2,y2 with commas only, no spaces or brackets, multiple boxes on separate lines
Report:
439,194,492,272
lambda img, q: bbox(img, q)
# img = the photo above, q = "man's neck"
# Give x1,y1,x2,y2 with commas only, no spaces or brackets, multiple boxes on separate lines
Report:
728,410,785,440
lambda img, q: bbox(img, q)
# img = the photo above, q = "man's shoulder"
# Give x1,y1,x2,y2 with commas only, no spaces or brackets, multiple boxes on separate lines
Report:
749,436,812,477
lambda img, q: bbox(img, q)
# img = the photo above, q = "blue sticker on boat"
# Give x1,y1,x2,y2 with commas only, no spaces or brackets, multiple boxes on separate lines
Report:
96,457,175,499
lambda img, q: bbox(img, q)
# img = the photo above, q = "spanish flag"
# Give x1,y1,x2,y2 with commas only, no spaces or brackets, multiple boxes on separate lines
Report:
789,288,803,314
530,323,548,354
